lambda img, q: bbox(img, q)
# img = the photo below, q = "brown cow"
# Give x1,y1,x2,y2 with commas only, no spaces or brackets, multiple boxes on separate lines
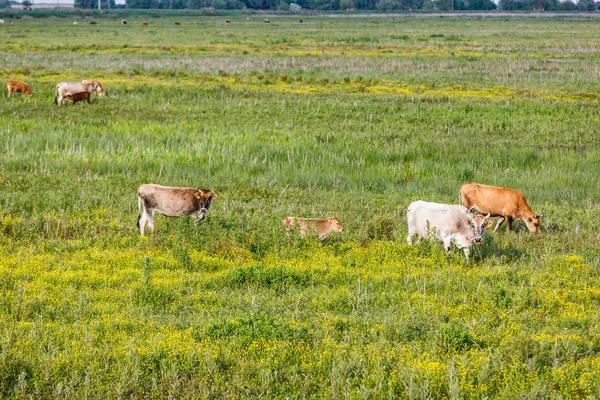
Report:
459,182,542,233
283,217,343,240
7,80,33,97
137,184,218,235
81,79,105,96
63,91,91,105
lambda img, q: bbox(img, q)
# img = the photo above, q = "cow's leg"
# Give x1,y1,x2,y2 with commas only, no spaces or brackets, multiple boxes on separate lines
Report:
7,88,11,97
506,217,513,232
299,228,307,238
463,248,470,262
443,237,452,254
139,211,147,235
147,210,155,232
493,217,505,232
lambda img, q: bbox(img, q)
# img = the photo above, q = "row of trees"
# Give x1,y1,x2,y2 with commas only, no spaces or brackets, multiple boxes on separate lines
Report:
71,0,599,11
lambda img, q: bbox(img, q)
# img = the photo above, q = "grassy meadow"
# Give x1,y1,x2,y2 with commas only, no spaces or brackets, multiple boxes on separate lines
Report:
1,15,600,398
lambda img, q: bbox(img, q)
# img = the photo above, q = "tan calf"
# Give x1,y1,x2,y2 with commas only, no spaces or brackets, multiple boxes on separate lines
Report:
459,182,541,233
283,217,343,240
7,80,33,97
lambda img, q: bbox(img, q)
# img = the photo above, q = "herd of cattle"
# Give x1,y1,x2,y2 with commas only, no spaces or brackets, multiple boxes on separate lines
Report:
137,182,541,262
7,79,542,262
6,79,105,105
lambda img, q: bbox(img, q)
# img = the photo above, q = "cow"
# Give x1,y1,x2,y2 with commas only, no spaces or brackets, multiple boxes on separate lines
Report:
406,201,491,262
121,19,128,25
89,21,96,24
459,182,542,233
143,22,149,25
137,184,217,235
175,22,181,25
283,217,343,240
81,79,105,96
0,19,4,24
63,91,91,105
72,21,78,25
7,80,33,97
55,81,102,105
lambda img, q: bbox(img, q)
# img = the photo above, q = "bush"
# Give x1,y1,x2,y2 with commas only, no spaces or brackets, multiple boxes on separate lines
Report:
366,216,395,241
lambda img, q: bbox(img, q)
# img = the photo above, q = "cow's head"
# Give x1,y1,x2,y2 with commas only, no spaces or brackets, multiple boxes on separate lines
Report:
465,210,491,244
93,82,105,96
25,88,33,96
525,214,542,233
329,217,343,233
194,190,217,219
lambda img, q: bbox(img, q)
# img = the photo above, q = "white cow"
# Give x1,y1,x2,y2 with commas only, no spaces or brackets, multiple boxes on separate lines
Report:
406,200,490,261
55,81,102,106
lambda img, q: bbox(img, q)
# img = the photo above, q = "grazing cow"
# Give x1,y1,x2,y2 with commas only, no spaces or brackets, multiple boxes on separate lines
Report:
0,19,4,24
459,182,542,233
121,19,128,25
175,22,181,25
283,217,343,240
81,79,105,96
72,21,78,25
55,81,102,105
264,19,270,23
63,91,91,105
143,22,149,25
225,20,231,23
406,201,491,261
89,21,96,24
7,80,33,97
137,184,218,235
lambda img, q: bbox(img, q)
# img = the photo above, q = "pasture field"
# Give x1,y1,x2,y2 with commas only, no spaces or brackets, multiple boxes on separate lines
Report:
1,16,600,398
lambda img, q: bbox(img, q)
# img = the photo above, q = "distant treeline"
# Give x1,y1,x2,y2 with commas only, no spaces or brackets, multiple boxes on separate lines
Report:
70,0,598,12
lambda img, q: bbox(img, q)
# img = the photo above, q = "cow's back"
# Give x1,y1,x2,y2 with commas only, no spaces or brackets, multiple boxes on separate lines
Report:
460,182,525,215
138,184,198,216
409,201,468,238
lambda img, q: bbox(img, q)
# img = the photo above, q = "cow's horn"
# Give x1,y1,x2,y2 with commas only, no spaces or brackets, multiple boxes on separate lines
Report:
468,206,478,214
484,212,490,219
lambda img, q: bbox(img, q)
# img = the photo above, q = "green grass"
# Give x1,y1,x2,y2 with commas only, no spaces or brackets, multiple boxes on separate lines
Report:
0,16,600,398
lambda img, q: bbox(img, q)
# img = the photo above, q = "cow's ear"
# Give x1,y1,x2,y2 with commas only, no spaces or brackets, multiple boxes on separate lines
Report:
528,217,532,222
194,192,202,199
486,220,493,228
464,218,472,225
211,192,218,200
535,214,542,219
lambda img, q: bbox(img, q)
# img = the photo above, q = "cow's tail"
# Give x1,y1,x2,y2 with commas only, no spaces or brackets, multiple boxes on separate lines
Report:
136,195,142,228
458,190,462,205
54,85,58,105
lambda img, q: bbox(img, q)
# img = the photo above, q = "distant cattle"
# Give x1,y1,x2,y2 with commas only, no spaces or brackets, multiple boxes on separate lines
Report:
407,201,491,261
0,19,4,24
63,91,91,105
175,22,181,25
121,19,128,25
459,182,542,233
225,20,231,23
72,21,78,25
55,81,102,105
299,19,303,23
143,22,149,25
89,21,96,24
283,217,343,240
264,19,270,23
137,184,218,235
7,80,33,97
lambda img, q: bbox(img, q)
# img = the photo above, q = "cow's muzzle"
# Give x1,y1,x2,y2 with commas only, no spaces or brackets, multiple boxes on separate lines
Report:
200,208,208,213
473,238,482,244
